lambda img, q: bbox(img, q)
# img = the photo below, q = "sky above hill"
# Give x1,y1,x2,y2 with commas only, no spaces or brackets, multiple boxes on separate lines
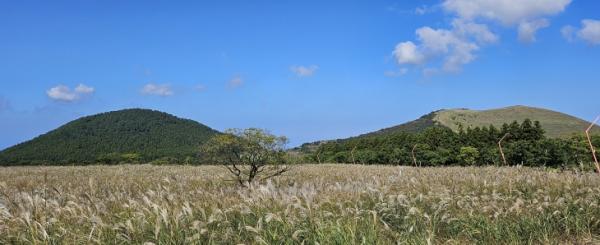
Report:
1,0,600,149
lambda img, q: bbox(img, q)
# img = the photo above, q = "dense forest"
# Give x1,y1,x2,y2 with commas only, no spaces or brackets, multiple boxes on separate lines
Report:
307,119,600,168
0,109,219,165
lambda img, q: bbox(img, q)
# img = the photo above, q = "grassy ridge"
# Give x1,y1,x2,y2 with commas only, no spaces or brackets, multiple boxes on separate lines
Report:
350,105,599,140
0,165,599,244
435,105,600,138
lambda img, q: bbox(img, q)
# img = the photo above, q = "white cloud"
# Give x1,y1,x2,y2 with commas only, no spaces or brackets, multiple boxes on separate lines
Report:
518,19,550,43
74,83,95,94
47,84,95,102
561,19,600,45
442,40,479,72
577,19,600,45
442,0,569,42
392,0,571,74
442,0,571,25
141,83,174,96
393,41,425,65
394,21,493,73
228,76,244,89
290,65,319,77
47,85,77,101
451,19,499,44
416,27,457,53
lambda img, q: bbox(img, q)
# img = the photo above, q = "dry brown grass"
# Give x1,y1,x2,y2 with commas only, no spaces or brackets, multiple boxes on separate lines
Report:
0,164,599,244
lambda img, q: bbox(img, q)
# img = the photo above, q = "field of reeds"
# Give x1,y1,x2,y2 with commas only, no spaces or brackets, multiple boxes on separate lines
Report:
0,164,599,244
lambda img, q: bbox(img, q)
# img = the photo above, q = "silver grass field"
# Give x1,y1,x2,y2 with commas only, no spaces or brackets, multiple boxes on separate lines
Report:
0,164,599,244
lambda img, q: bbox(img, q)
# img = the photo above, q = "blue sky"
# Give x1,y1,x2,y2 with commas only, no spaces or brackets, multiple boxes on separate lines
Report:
1,0,599,149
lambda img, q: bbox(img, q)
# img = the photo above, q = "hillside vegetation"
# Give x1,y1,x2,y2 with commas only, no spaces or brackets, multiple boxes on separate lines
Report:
435,105,599,138
311,119,600,168
363,111,440,136
297,105,598,155
361,105,598,139
0,109,219,165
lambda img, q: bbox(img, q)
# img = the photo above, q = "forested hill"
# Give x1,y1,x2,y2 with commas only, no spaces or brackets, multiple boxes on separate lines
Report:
364,105,599,138
310,119,600,167
0,109,219,165
294,105,599,154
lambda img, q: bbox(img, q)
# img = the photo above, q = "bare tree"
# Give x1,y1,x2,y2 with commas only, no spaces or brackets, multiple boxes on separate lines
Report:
585,116,600,174
411,144,418,167
498,133,510,166
199,128,289,187
316,149,322,164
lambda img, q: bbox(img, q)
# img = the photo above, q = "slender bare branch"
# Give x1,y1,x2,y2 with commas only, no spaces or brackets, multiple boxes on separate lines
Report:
585,116,600,174
316,149,322,164
411,144,418,167
498,133,510,166
351,146,357,164
259,165,290,181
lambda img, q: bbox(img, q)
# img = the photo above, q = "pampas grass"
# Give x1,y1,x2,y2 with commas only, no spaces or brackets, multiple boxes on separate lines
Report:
0,164,599,244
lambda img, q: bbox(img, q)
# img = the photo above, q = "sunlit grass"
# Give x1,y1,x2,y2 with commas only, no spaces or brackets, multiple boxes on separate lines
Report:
0,164,599,244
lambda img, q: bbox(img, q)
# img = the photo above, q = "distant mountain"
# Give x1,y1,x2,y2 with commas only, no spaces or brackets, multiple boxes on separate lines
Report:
366,105,599,138
294,105,600,152
2,105,598,164
0,109,219,165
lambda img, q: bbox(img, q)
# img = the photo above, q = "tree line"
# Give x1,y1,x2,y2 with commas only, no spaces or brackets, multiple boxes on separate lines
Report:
306,119,599,169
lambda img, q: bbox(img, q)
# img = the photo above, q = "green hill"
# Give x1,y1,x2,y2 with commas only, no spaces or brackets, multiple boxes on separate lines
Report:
365,105,599,138
0,109,219,165
293,105,599,155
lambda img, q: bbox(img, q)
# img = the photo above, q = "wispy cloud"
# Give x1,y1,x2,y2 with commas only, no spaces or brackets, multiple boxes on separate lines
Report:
141,83,174,96
386,4,413,15
75,84,95,94
518,19,549,43
384,68,408,77
228,76,244,89
47,84,95,102
195,84,207,92
387,4,437,15
415,5,436,15
290,65,319,77
0,96,10,112
561,25,576,42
